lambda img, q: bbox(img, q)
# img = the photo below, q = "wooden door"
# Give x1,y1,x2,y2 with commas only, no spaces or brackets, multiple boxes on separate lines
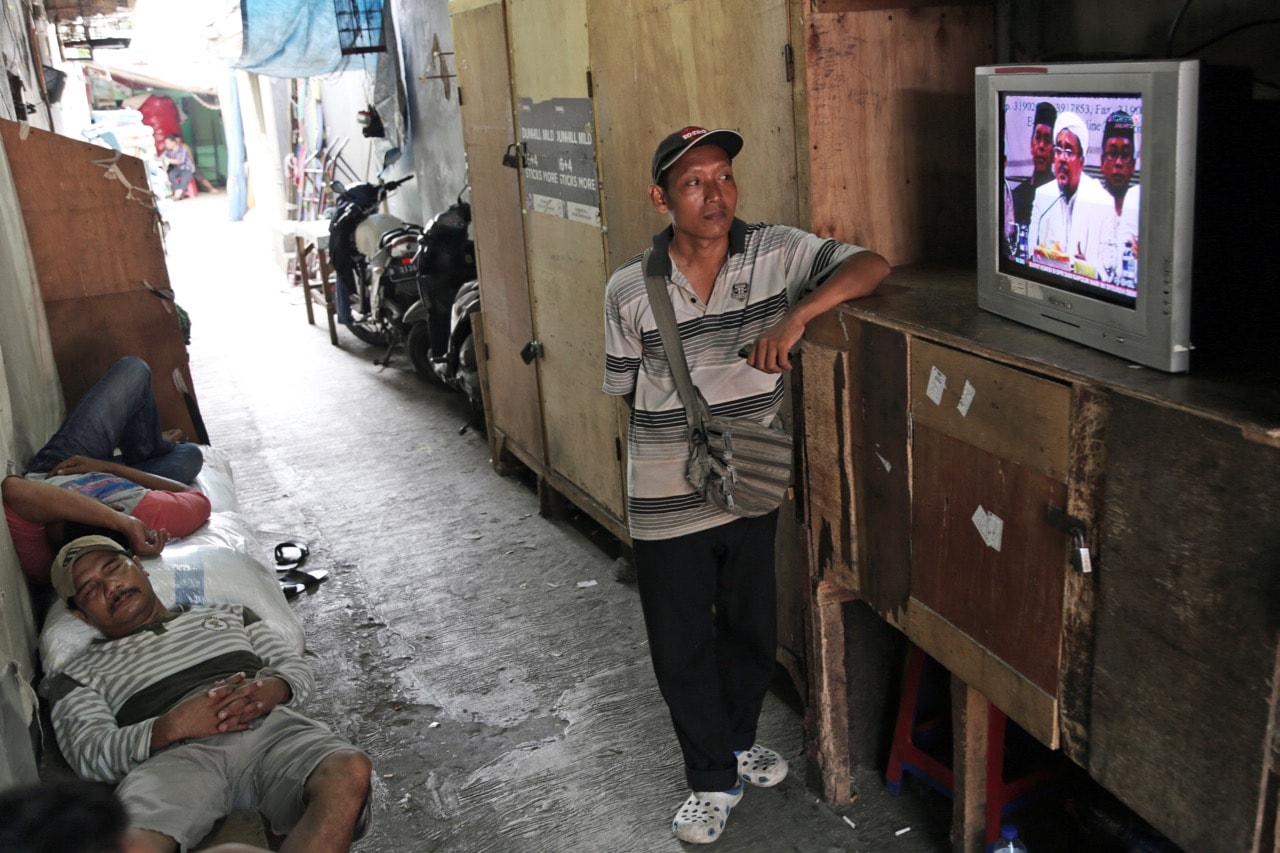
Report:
507,0,625,529
906,340,1071,747
451,0,545,474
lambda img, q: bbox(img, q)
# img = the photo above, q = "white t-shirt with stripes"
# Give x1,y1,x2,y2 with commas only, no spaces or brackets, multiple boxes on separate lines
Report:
604,219,865,541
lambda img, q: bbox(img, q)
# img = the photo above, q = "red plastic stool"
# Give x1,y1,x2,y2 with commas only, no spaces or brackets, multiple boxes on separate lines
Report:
885,645,1061,847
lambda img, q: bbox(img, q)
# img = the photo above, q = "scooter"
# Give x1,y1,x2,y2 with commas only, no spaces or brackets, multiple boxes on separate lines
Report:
402,192,482,424
327,175,420,351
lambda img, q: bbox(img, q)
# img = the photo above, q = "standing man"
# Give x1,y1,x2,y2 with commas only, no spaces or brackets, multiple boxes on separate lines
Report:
1011,101,1057,233
603,126,889,844
1028,110,1112,265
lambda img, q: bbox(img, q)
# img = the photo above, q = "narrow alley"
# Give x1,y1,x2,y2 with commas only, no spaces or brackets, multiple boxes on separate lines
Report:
166,194,949,852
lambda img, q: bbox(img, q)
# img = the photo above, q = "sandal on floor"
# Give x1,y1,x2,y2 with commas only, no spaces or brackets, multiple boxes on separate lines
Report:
274,541,310,569
278,567,329,587
736,744,788,788
671,786,742,844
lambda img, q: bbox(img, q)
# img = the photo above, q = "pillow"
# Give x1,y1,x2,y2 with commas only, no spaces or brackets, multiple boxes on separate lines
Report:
193,445,238,514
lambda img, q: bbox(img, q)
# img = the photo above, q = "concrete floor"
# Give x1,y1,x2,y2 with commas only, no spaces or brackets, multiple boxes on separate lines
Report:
167,194,954,852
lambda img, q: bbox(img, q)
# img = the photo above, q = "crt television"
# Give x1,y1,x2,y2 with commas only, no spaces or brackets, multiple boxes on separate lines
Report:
976,60,1215,373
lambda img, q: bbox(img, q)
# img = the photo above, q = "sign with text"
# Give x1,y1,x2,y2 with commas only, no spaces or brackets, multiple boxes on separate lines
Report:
517,97,600,225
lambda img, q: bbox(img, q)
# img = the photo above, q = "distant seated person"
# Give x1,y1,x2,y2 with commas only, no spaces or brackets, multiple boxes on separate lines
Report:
161,134,196,200
2,356,208,584
46,536,372,853
0,779,269,853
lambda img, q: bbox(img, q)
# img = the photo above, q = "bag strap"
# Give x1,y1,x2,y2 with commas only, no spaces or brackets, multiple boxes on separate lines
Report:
640,246,852,427
642,248,710,430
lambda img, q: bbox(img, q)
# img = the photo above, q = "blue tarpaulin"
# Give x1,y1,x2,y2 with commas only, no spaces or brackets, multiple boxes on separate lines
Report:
236,0,343,78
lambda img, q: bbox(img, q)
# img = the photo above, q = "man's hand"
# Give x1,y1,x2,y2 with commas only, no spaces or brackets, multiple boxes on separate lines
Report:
212,675,292,729
745,314,807,374
48,455,117,477
149,674,293,752
150,675,253,750
745,250,891,374
122,515,169,557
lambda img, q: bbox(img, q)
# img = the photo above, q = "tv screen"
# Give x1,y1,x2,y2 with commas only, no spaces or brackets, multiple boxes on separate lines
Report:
975,61,1207,373
1000,91,1143,309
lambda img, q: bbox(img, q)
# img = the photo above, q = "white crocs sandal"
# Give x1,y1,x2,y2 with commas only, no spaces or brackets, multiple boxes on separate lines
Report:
736,744,789,787
671,786,743,844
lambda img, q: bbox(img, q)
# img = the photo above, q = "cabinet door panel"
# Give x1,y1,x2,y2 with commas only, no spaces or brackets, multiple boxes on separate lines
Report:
911,427,1068,696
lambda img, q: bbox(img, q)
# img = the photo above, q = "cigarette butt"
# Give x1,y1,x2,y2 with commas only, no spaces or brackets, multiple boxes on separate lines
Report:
895,826,911,836
843,815,857,830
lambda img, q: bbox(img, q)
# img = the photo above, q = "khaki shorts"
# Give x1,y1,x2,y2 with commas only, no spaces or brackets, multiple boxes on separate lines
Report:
117,706,361,850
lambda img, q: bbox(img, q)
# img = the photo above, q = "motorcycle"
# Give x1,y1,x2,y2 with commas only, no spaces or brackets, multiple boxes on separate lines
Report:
326,175,421,352
402,191,483,425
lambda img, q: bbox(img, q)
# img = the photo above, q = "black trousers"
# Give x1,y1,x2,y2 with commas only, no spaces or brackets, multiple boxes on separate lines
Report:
632,511,778,792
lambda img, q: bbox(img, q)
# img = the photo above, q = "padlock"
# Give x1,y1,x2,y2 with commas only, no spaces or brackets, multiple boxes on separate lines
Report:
1070,528,1092,574
502,143,523,169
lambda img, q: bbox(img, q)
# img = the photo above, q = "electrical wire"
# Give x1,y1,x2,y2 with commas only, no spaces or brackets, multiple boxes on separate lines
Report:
1178,17,1280,58
1165,0,1194,57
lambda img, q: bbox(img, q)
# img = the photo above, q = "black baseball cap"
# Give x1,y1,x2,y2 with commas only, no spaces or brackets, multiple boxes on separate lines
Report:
651,126,744,184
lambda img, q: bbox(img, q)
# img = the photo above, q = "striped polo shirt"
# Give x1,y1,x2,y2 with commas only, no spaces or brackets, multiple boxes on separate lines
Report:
604,219,865,541
48,604,314,783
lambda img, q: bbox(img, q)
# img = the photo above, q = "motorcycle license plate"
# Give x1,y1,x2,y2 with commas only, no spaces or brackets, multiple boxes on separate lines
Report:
389,261,418,280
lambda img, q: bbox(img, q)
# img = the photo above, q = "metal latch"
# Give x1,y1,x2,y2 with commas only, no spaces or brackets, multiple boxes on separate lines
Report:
520,340,544,364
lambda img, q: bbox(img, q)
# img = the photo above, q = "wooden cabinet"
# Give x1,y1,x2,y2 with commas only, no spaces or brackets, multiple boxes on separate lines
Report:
799,267,1280,851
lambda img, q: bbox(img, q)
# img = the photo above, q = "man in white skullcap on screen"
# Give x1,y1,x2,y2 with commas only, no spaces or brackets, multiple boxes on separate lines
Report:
1028,110,1113,269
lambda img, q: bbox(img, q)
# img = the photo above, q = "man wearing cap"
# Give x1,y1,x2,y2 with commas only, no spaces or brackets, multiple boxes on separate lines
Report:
1011,101,1058,231
45,535,371,853
603,125,889,843
1028,110,1113,268
1093,109,1142,284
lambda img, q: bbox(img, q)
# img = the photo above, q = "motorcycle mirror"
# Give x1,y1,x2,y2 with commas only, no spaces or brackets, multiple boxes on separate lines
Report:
330,179,347,195
375,146,402,179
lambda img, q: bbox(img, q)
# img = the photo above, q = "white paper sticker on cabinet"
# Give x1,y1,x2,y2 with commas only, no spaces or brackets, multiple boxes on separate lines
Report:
926,366,947,405
957,380,976,416
971,504,1005,551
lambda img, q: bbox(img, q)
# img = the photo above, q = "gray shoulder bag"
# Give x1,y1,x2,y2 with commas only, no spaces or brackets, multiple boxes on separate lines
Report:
641,248,826,517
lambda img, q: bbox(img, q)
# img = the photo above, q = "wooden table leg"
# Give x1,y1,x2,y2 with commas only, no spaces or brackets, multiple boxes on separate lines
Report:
951,675,990,853
317,247,339,347
295,236,316,327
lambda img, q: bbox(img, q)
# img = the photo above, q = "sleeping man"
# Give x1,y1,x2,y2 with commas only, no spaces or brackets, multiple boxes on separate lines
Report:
3,356,210,584
45,535,372,853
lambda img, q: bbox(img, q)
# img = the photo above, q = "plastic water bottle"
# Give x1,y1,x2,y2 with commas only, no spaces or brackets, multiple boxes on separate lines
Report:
992,824,1029,853
1119,241,1137,289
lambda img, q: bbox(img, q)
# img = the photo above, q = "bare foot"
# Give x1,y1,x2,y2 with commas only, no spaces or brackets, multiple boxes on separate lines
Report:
162,428,186,442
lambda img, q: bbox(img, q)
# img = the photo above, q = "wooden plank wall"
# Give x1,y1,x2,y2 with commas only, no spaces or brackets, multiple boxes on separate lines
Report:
590,0,800,275
803,5,992,264
1091,395,1280,852
0,121,198,441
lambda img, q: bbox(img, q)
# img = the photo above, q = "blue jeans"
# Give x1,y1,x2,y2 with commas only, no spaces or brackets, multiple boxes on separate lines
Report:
28,356,204,483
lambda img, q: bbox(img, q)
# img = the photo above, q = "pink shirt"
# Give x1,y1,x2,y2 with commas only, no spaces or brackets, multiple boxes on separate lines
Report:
4,489,211,584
